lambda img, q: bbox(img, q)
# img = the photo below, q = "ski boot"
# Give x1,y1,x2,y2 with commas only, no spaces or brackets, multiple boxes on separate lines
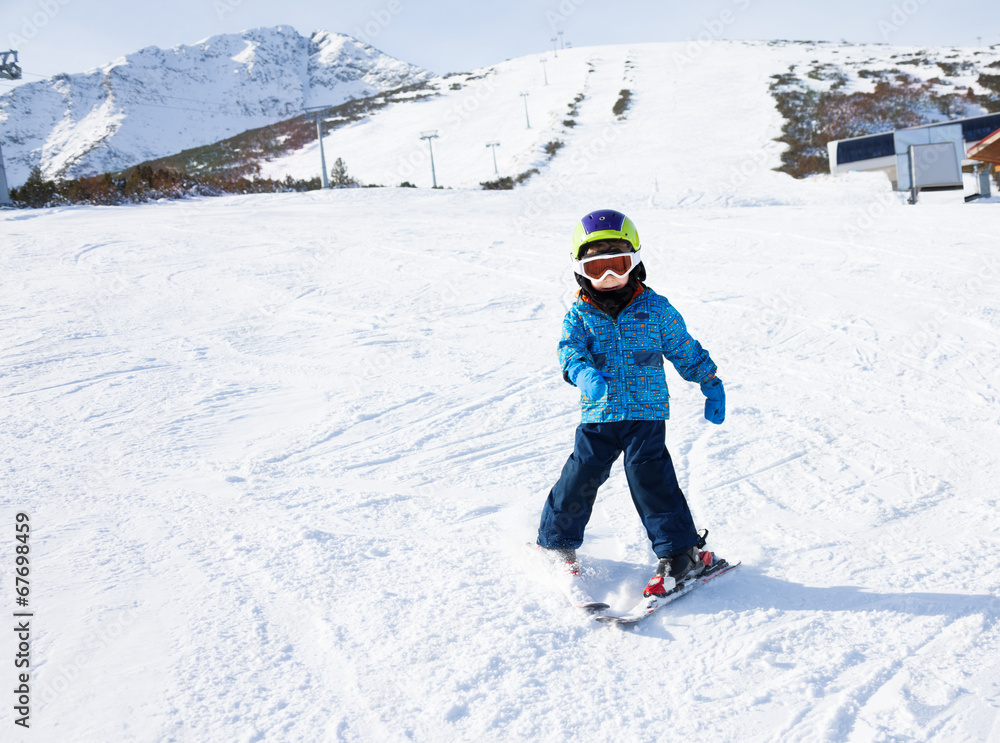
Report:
643,531,711,597
537,545,581,576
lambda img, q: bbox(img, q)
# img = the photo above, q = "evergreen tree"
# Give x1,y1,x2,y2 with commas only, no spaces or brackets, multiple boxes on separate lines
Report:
11,166,60,208
330,158,358,188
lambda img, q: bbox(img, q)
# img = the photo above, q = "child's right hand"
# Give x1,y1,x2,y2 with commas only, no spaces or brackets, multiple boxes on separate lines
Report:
700,377,726,424
575,367,609,400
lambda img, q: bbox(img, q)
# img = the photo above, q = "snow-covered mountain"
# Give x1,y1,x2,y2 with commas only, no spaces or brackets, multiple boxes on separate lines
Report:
0,26,429,185
6,35,1000,196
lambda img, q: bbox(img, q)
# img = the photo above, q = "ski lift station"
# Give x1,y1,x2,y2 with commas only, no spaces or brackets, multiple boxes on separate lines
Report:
827,112,1000,203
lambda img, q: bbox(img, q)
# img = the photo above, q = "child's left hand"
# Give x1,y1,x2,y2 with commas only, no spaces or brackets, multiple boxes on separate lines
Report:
700,378,726,424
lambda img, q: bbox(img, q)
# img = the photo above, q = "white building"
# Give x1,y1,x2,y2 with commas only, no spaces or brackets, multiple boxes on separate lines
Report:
827,112,1000,191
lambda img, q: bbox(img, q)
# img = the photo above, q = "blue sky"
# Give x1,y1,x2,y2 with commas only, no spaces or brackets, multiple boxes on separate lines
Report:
2,0,999,86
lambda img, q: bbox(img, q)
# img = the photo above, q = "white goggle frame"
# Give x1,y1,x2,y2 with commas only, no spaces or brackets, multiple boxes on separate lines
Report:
573,250,642,281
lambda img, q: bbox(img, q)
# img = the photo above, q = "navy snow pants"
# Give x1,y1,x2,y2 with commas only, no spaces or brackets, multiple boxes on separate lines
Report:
537,420,699,559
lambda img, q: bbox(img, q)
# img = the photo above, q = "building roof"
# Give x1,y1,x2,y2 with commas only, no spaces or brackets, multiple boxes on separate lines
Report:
967,126,1000,165
832,112,1000,166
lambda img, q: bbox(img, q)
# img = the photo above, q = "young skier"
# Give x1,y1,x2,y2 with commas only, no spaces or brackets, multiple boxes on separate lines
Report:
536,208,726,599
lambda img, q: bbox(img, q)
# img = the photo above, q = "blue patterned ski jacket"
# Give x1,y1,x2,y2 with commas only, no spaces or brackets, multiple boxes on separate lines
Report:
559,287,717,422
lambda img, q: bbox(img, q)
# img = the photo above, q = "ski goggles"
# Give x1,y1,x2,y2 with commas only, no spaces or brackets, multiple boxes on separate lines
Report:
573,250,642,281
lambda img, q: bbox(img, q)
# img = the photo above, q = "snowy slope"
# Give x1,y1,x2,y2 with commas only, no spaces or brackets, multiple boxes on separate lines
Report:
257,40,1000,199
3,40,1000,743
0,26,428,185
5,186,1000,743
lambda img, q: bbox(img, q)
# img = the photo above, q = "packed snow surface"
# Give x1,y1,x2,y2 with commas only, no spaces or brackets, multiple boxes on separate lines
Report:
3,41,1000,743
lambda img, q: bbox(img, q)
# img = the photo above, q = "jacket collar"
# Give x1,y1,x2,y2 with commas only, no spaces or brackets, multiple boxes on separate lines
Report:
578,283,646,314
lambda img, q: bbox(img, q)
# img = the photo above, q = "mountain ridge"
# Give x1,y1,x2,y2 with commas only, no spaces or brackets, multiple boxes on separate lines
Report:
5,36,1000,197
0,25,429,186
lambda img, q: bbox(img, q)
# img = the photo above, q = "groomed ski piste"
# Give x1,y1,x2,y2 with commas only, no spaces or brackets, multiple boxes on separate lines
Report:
3,41,1000,742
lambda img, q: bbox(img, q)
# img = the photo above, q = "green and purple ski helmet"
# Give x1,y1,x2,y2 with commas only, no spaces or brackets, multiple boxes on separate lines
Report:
571,209,640,259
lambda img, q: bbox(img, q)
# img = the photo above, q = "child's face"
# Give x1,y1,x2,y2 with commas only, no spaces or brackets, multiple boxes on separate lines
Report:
591,272,629,291
582,240,633,291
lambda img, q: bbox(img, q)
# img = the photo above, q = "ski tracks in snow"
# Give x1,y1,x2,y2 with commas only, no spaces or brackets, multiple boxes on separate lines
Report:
4,56,1000,738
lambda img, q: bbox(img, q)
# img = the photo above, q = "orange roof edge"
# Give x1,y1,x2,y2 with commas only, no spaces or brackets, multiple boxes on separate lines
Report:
968,126,1000,156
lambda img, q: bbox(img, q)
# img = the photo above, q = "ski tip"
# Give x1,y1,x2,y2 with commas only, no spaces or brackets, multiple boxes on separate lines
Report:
594,615,639,626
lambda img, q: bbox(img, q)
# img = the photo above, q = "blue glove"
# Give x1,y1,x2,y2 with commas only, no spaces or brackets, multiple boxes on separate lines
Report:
575,367,609,400
700,378,726,424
